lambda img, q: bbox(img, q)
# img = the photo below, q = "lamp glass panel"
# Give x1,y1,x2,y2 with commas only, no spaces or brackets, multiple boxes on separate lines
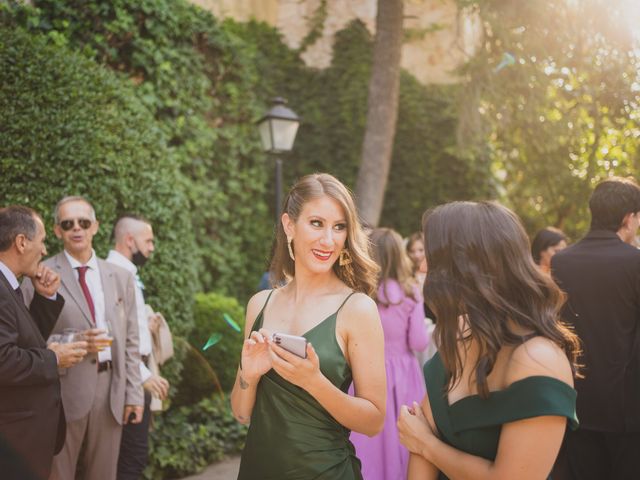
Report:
258,120,273,152
271,118,300,152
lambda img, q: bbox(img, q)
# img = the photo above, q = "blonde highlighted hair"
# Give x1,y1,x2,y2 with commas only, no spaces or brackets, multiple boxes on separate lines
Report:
270,173,379,296
370,228,417,306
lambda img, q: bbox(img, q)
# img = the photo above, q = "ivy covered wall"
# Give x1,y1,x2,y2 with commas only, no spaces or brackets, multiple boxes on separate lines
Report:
5,0,490,302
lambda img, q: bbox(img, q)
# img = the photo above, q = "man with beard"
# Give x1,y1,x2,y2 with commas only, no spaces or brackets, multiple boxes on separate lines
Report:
107,214,169,480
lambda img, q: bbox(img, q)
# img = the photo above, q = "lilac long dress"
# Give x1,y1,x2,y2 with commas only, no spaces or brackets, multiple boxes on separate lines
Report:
350,280,429,480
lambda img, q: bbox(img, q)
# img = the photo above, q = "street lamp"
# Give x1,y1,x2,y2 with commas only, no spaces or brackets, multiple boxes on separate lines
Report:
257,97,300,223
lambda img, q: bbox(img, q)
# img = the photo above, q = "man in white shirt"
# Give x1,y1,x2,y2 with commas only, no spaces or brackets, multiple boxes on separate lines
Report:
107,214,169,480
21,197,143,480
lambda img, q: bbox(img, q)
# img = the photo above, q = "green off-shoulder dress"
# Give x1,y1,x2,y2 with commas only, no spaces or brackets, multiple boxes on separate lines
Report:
237,291,362,480
425,352,579,480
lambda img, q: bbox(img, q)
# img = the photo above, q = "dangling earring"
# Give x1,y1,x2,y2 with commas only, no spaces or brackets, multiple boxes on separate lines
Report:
287,237,295,261
339,248,352,266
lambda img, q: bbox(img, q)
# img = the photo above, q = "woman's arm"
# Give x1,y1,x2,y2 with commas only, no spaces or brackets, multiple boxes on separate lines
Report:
400,338,574,480
268,293,387,436
230,290,273,424
398,393,440,479
408,453,440,480
418,415,566,480
408,294,429,352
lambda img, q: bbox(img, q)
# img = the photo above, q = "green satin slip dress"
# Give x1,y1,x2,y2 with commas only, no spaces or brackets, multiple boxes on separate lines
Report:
425,352,579,480
237,291,362,480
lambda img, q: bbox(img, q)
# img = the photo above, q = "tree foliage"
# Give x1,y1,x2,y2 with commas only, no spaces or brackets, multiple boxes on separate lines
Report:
456,0,640,238
236,19,492,236
19,0,275,300
0,21,198,338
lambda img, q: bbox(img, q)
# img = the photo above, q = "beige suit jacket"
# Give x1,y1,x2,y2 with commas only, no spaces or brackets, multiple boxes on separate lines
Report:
22,252,143,424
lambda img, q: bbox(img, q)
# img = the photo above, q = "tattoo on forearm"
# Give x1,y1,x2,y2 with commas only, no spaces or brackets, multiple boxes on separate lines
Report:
239,375,249,390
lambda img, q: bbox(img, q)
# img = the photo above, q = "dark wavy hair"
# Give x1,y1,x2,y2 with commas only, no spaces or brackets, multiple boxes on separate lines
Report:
531,227,567,264
422,201,581,398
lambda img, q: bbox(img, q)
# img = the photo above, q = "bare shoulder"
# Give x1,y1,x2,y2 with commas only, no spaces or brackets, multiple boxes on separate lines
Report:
244,289,273,335
340,292,379,325
506,336,574,387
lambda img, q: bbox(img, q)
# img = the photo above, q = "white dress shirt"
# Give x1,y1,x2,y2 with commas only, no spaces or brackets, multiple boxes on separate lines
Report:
0,261,57,300
0,260,19,290
64,250,111,362
106,250,152,383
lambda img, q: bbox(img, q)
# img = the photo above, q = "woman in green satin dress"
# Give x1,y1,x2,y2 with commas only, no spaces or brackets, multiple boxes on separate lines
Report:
396,202,582,479
230,173,387,479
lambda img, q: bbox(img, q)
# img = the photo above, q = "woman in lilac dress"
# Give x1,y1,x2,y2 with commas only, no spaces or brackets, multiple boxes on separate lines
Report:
351,228,429,480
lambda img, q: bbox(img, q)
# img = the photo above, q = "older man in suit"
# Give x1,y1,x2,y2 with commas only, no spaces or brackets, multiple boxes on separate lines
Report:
552,177,640,479
0,206,86,479
22,197,143,480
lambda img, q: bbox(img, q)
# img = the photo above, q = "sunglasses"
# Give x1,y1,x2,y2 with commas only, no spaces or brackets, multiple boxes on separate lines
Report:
59,218,92,231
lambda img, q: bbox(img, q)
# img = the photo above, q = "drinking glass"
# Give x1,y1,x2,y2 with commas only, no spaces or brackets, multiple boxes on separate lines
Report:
47,334,62,345
60,328,82,344
96,320,114,349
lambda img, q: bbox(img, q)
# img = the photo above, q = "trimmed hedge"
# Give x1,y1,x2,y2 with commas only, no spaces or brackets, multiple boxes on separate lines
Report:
190,292,246,392
0,23,198,342
17,0,274,302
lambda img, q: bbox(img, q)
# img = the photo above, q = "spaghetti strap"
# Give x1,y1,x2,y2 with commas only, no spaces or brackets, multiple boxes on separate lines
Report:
336,291,357,314
248,289,275,337
258,289,275,316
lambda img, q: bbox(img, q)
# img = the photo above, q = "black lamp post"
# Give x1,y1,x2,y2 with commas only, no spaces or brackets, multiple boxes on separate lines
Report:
257,97,300,223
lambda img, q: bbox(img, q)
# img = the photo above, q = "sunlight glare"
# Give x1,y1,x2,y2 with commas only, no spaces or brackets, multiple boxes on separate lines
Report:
618,0,640,41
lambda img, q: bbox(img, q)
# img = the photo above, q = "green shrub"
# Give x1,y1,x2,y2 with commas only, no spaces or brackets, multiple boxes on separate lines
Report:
145,395,247,479
190,292,246,392
0,22,198,339
17,0,274,302
171,337,219,408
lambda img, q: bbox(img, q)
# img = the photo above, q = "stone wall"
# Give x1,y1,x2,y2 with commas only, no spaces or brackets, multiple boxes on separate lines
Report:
189,0,481,85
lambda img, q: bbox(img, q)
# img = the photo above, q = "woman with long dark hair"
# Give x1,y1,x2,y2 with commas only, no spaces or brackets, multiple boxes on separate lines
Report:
531,227,568,274
397,201,580,479
350,228,428,480
231,173,386,479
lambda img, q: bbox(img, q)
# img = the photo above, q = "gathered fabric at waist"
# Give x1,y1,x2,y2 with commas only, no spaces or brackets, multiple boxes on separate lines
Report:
239,371,360,479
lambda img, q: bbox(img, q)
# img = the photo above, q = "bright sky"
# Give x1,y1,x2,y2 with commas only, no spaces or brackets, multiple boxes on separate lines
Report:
618,0,640,41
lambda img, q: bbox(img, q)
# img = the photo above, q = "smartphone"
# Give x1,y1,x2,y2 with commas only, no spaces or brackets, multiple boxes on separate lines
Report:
272,332,308,359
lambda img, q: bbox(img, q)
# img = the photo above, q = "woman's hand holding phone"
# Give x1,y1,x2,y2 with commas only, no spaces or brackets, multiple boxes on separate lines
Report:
241,329,273,382
268,336,322,391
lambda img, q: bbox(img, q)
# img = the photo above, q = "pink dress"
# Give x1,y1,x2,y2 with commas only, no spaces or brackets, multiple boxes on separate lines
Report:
350,280,429,480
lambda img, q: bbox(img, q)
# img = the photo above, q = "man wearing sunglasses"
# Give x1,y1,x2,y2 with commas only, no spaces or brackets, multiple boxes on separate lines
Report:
21,196,143,480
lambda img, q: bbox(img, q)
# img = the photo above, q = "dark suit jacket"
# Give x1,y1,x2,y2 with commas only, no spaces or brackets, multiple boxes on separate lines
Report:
552,229,640,432
0,270,66,479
